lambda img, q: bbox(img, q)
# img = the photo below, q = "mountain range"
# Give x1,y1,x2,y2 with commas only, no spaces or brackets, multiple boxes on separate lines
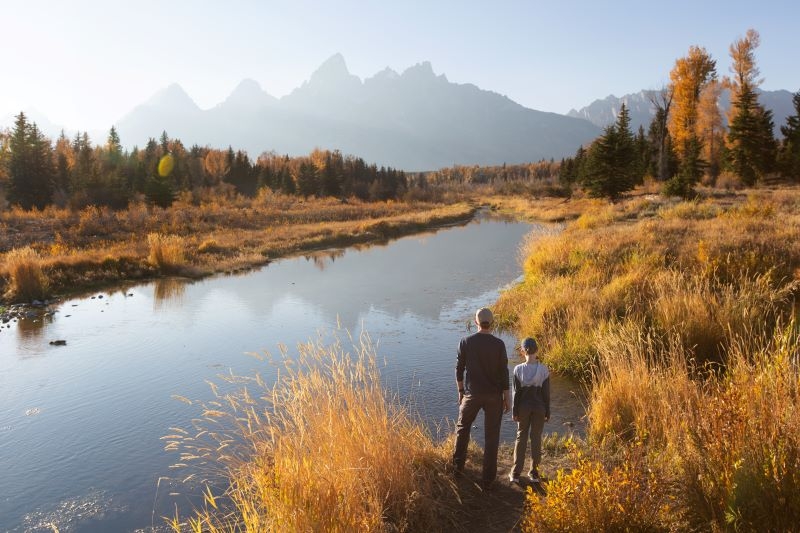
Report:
568,88,796,136
3,55,796,171
111,54,600,171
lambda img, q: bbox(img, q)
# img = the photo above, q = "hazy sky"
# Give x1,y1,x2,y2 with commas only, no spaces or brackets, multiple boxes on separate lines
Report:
4,0,799,131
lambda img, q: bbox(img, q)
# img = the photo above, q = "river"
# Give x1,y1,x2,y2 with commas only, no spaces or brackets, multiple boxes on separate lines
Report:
0,212,585,532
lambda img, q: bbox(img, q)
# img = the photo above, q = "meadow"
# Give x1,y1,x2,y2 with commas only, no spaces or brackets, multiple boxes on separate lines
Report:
494,186,800,531
0,190,474,303
6,183,798,531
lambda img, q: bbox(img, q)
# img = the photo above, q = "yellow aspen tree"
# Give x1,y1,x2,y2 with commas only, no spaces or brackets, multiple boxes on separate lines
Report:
203,149,229,185
697,79,725,180
726,28,762,115
724,28,777,185
668,46,717,159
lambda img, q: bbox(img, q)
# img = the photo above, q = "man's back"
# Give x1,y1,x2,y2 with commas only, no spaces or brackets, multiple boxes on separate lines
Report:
456,332,508,394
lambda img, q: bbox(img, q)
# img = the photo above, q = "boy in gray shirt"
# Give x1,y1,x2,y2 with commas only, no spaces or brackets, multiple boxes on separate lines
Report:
509,337,550,483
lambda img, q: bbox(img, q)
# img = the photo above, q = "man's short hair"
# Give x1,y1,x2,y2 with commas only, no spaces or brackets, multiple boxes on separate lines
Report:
475,307,494,328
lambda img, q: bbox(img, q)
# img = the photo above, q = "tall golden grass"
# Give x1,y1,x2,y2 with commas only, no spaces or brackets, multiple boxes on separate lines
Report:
164,332,458,532
0,195,474,300
147,233,186,273
496,190,800,375
3,246,49,301
503,187,800,531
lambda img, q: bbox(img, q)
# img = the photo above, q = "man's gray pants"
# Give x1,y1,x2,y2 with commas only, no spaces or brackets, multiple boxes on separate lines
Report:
452,392,503,484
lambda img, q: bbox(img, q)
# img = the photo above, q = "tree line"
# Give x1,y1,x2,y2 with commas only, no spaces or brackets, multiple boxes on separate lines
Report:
0,119,411,210
560,29,800,199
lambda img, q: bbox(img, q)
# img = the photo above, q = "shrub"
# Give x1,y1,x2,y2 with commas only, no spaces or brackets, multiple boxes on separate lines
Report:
522,449,675,532
675,324,800,531
3,246,49,301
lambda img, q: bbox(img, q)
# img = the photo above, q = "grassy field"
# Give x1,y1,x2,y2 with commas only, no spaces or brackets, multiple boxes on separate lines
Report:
10,184,798,530
0,191,474,303
494,186,800,531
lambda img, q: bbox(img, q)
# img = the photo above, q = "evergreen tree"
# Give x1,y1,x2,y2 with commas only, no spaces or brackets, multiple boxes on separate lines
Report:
580,104,636,200
320,151,343,197
106,126,123,167
726,90,777,185
665,135,705,198
633,125,650,183
53,131,73,204
144,174,176,207
295,160,318,197
778,90,800,180
224,150,257,196
8,112,55,209
279,167,295,195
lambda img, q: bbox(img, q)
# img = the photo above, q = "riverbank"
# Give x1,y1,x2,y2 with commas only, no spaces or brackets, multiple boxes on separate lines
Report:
0,193,475,304
495,185,800,531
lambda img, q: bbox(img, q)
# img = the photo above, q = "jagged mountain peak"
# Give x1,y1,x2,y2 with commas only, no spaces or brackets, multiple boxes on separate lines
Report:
401,61,445,83
145,83,199,111
221,78,276,109
368,67,400,82
308,53,358,86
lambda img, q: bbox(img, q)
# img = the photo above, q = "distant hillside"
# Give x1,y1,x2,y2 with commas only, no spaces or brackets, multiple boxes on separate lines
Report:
112,54,600,171
568,88,796,136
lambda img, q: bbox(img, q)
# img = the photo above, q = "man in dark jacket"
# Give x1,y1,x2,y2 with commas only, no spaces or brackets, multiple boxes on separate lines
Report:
452,307,511,489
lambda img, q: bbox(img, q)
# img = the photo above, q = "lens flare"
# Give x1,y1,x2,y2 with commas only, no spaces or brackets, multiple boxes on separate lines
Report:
158,154,175,177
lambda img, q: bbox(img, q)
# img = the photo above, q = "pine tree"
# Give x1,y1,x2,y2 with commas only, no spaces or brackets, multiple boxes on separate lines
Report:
320,151,343,197
8,112,55,209
295,160,318,197
581,104,636,200
106,126,123,166
778,90,800,180
633,125,650,183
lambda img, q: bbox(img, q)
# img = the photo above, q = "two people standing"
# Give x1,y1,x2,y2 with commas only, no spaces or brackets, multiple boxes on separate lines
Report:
452,307,550,488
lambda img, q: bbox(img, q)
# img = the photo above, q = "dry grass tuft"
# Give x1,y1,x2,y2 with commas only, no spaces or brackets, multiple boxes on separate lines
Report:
2,246,49,301
147,233,186,272
165,332,459,532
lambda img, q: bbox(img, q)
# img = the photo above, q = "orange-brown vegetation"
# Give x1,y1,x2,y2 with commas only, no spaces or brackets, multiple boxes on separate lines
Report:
500,186,800,531
0,193,474,302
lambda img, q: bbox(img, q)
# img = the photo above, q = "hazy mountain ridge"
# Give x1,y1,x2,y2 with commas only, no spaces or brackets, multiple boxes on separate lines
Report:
569,88,796,135
4,55,795,171
110,54,600,171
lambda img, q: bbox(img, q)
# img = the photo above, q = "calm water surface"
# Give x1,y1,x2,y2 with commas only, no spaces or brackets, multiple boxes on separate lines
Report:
0,214,585,531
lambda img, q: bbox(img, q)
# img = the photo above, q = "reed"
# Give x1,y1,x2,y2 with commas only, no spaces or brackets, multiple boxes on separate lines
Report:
2,246,49,301
164,332,458,532
147,233,186,273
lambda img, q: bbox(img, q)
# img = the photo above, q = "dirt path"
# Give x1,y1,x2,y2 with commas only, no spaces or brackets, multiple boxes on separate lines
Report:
452,445,552,533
